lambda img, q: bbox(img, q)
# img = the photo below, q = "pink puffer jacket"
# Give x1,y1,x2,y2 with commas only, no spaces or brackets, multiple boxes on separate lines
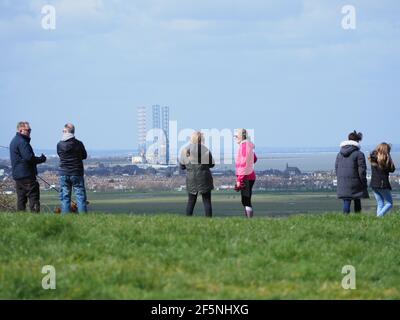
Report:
236,140,257,183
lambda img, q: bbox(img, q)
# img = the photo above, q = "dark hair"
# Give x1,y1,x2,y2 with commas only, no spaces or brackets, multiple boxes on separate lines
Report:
348,130,363,142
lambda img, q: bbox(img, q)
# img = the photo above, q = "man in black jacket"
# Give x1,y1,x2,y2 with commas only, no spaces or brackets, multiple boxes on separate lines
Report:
57,123,88,214
9,121,47,212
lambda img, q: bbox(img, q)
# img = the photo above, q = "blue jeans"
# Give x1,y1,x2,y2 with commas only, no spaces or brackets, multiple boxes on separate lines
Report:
60,176,87,214
343,199,362,214
372,189,393,217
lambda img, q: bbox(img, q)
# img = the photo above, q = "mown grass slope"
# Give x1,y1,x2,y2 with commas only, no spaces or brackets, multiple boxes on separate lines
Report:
0,212,399,299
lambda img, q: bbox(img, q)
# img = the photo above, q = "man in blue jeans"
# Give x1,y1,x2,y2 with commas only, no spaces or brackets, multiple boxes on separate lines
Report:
57,123,88,214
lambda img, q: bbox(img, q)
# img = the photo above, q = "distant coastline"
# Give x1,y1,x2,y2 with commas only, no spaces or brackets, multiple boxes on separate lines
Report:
1,145,399,160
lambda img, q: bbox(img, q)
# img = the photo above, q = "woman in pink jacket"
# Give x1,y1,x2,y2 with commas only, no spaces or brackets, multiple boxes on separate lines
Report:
235,129,258,218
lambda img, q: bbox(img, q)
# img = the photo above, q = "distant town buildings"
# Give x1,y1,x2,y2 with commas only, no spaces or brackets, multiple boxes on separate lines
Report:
283,163,302,177
1,154,399,193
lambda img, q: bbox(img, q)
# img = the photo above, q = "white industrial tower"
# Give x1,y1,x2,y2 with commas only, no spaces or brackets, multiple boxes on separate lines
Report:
162,106,170,164
137,106,147,157
135,105,170,165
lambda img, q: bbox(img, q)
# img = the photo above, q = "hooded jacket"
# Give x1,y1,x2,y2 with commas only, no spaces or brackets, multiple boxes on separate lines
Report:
180,143,215,195
335,140,369,199
57,137,87,176
235,140,258,183
369,151,396,190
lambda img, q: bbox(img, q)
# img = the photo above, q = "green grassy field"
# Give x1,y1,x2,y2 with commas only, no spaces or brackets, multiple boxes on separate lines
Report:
1,212,399,299
39,191,398,216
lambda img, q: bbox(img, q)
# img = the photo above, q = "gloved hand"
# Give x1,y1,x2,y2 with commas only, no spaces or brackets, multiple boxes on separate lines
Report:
234,181,245,192
39,154,47,163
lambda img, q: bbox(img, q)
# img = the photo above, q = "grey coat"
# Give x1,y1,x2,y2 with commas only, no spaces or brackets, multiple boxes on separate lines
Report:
335,141,369,199
180,144,215,195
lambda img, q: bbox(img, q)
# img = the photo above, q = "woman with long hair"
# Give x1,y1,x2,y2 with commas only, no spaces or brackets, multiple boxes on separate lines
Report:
369,143,396,217
180,131,215,217
234,128,258,218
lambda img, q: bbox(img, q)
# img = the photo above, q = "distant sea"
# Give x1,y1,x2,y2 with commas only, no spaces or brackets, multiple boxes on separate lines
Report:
247,152,400,173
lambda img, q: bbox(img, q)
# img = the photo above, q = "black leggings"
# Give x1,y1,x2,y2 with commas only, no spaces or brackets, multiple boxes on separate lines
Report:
186,191,212,217
241,180,255,208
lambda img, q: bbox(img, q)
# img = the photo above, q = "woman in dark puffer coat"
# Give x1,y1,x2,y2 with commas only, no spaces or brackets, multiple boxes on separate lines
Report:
180,131,215,217
335,131,369,214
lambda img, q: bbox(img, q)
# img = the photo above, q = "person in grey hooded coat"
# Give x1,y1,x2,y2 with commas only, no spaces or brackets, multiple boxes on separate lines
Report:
335,131,369,214
180,131,215,217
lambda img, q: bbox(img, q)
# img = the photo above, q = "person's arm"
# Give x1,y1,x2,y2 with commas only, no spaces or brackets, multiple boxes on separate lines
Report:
80,141,88,160
208,151,215,169
237,174,245,184
335,154,339,175
179,148,188,170
236,143,247,185
57,142,61,158
237,143,247,166
19,140,35,163
35,154,46,164
19,141,45,164
389,159,396,173
357,153,368,187
179,158,187,170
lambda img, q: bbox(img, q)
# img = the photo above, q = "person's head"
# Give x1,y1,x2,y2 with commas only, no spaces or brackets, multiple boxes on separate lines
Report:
234,128,248,144
190,131,204,145
63,123,75,135
17,121,31,138
348,130,363,142
374,142,392,168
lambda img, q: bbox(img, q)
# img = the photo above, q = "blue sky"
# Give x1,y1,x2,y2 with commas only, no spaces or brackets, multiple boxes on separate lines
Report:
0,0,399,150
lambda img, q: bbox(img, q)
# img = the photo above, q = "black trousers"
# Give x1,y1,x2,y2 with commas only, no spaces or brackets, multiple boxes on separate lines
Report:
15,178,40,213
241,180,255,207
186,191,212,217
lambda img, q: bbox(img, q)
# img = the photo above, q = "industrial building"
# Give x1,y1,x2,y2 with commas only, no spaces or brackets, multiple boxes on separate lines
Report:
134,105,170,165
